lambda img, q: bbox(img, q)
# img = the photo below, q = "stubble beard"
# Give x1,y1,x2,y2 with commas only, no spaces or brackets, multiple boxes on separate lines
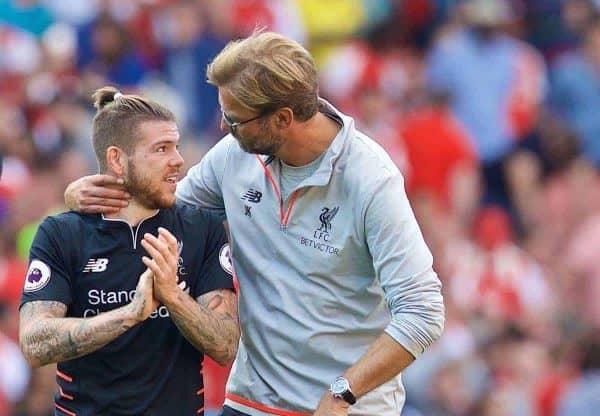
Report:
124,161,175,209
237,124,284,156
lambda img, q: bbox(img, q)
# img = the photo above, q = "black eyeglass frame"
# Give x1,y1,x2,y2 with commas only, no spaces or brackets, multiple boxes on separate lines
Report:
221,108,277,135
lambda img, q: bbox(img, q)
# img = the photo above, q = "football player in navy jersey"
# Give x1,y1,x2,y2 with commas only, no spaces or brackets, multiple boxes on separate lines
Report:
19,87,239,416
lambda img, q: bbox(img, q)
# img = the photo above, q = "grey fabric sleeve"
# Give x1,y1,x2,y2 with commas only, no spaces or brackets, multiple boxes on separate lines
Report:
176,136,233,219
364,173,445,358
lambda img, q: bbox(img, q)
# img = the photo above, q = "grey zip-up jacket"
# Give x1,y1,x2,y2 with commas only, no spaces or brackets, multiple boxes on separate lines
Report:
176,102,444,415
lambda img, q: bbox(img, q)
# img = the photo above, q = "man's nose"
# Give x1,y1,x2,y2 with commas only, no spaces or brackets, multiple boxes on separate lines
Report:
171,150,184,166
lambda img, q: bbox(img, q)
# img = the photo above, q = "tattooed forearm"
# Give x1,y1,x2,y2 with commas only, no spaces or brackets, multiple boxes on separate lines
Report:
19,301,139,367
165,289,240,365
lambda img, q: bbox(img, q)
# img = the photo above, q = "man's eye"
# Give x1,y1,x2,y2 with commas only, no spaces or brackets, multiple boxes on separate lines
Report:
157,146,166,152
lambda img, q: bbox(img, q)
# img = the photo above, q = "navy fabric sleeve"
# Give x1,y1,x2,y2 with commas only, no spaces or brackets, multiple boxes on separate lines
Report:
193,212,235,298
20,217,73,308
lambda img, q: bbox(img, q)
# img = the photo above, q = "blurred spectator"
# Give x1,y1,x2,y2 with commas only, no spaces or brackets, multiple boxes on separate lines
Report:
1,2,600,415
229,0,306,43
295,0,369,63
561,0,600,41
155,0,226,138
0,231,26,311
13,366,55,416
549,17,600,167
400,94,479,216
352,87,409,173
444,206,554,329
0,301,30,415
557,332,600,416
0,0,53,37
428,358,482,415
0,25,42,75
42,0,99,26
427,0,546,206
565,214,600,328
77,12,148,88
525,0,599,61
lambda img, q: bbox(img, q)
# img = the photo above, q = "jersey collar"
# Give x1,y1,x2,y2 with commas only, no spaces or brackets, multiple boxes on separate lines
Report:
96,209,162,230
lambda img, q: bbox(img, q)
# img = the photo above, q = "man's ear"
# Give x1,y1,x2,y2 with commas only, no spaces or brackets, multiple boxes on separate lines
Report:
275,107,294,130
106,146,127,177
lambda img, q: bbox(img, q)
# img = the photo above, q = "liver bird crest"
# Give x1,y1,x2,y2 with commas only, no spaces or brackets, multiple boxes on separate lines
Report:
319,207,339,232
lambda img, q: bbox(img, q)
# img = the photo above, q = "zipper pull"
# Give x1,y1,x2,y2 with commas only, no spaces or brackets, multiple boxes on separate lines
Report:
280,223,288,232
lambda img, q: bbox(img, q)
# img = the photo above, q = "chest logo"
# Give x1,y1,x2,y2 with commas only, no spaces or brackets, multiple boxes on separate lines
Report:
318,206,339,232
83,258,109,273
299,207,342,256
177,240,187,276
241,189,263,203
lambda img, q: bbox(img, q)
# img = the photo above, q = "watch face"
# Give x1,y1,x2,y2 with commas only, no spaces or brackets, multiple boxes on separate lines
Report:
331,377,349,394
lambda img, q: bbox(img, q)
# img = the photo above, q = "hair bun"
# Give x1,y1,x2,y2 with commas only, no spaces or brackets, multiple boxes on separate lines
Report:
92,86,123,110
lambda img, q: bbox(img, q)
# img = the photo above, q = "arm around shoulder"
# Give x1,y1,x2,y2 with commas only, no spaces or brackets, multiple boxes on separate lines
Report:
63,174,130,214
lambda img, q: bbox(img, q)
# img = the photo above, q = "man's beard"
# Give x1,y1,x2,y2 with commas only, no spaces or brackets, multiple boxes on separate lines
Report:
238,138,281,155
124,161,175,209
236,124,284,156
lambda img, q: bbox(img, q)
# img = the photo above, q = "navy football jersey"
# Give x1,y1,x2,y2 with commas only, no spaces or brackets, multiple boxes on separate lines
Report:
21,204,234,416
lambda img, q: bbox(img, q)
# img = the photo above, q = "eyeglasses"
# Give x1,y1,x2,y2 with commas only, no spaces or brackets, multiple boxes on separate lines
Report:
221,109,273,135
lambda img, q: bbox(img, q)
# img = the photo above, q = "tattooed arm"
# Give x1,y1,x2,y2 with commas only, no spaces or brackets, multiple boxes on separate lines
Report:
19,269,158,368
164,288,239,365
141,228,240,365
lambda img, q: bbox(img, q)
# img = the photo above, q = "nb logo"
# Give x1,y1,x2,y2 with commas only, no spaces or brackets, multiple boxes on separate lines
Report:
83,258,109,273
241,189,262,203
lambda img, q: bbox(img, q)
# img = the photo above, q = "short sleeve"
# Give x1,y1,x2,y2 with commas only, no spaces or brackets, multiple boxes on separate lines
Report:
20,218,73,308
192,212,235,298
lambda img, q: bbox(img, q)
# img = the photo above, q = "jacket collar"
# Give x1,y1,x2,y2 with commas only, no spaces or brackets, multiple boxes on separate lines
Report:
274,98,355,188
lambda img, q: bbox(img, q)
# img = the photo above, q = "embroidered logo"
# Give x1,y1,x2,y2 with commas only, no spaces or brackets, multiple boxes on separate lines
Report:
318,207,339,232
241,189,262,203
83,258,109,273
244,205,252,217
177,240,187,276
299,206,342,255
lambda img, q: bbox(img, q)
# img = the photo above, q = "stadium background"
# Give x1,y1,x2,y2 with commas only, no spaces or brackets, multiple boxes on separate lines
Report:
1,0,600,415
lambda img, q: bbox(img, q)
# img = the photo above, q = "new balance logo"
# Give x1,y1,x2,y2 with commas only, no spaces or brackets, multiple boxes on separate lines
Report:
83,258,109,273
241,189,262,203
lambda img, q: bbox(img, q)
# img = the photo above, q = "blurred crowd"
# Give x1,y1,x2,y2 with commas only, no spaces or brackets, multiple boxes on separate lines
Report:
1,0,600,415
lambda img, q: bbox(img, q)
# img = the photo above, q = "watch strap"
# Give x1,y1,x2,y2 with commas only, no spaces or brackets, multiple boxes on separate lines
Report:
338,389,356,405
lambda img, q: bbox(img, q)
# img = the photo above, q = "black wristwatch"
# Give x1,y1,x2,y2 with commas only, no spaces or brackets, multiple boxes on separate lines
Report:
330,376,356,405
